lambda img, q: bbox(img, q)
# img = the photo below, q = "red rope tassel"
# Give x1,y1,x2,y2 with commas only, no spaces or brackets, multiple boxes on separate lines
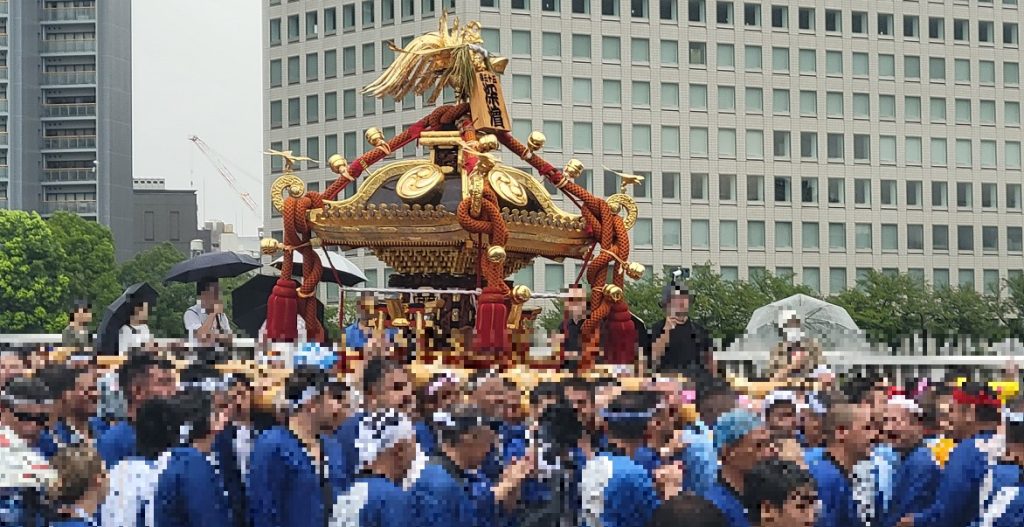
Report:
265,278,299,341
472,286,510,367
604,300,637,365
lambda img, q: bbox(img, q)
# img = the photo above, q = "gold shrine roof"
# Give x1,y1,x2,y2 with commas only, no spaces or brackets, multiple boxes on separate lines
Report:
301,131,592,277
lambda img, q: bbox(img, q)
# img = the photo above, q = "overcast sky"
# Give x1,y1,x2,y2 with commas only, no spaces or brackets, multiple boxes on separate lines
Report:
132,1,263,236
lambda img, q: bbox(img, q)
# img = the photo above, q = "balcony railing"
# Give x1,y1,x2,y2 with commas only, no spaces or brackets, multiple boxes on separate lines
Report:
42,103,96,118
40,200,97,215
42,6,97,22
42,168,96,183
0,99,8,113
40,40,96,54
0,67,9,81
41,71,96,86
42,136,96,150
0,34,8,48
0,165,8,180
0,132,8,146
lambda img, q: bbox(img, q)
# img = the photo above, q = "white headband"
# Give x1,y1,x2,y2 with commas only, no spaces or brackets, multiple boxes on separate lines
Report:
291,386,323,410
428,372,461,396
1004,408,1024,423
763,390,798,415
888,395,923,415
179,377,230,393
356,410,415,470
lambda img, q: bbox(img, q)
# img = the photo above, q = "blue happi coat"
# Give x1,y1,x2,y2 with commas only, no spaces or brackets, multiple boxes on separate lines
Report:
810,453,865,527
977,486,1024,527
701,478,751,527
154,447,233,527
247,426,349,527
580,452,660,527
331,475,419,527
914,431,1003,527
409,456,499,527
883,444,942,527
97,420,136,468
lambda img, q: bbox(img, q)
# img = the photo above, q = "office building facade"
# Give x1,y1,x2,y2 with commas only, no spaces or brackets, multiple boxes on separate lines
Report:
263,0,1024,297
4,0,134,260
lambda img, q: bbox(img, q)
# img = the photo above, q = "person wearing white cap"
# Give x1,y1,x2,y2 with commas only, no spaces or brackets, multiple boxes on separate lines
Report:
762,390,807,469
882,394,941,527
330,409,420,527
768,310,823,383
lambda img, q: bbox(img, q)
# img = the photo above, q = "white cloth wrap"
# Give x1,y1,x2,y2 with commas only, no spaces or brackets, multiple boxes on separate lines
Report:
356,409,415,470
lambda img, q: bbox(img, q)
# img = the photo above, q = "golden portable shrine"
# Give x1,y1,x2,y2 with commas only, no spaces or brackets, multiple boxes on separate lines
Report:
261,14,645,371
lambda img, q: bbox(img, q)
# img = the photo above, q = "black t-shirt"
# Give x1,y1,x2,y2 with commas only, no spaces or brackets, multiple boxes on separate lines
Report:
649,318,711,373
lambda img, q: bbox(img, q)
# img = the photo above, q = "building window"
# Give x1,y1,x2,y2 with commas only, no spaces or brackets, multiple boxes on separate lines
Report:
774,176,791,203
906,181,923,207
600,36,619,61
663,219,681,247
877,13,894,36
829,223,846,251
692,220,710,248
933,225,949,251
855,179,871,206
689,42,706,65
691,173,709,200
747,221,765,250
270,18,282,46
744,3,760,26
688,0,705,22
770,5,787,28
1007,183,1022,209
958,225,975,252
270,59,282,87
746,130,764,159
719,173,737,200
855,223,873,251
663,172,680,200
851,11,867,34
800,178,818,203
716,1,733,24
929,17,943,40
802,222,819,250
907,225,924,251
602,0,618,16
747,175,764,202
827,178,844,205
659,0,675,19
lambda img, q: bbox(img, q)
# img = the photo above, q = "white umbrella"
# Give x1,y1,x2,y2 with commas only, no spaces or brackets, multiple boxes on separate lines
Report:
729,294,873,354
270,249,367,286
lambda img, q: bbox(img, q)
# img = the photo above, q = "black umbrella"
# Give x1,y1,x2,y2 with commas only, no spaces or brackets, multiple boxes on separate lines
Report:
96,282,158,355
163,251,261,284
231,274,325,339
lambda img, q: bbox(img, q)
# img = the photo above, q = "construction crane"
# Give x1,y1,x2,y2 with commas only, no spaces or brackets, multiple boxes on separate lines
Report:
187,135,259,212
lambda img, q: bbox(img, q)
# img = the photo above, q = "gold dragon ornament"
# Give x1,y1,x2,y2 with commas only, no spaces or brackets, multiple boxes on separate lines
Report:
362,12,509,103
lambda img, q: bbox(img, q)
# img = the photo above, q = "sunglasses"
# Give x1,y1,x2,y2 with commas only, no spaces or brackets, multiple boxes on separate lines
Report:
13,412,49,425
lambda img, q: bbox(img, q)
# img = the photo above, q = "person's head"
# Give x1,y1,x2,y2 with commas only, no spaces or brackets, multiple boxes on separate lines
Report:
743,459,818,527
917,384,955,438
136,398,183,459
529,381,562,417
950,382,1002,437
1,376,53,443
179,364,231,413
1004,400,1024,462
129,301,150,326
697,377,738,425
565,284,588,320
119,353,177,411
0,350,25,388
174,388,226,447
799,393,828,448
884,397,925,451
48,446,105,509
777,310,803,344
285,366,348,433
662,282,690,319
714,409,773,473
824,400,877,465
603,391,659,446
226,372,255,423
197,278,220,309
469,371,507,419
38,365,96,421
363,358,414,415
435,404,498,470
357,409,418,483
420,372,463,419
763,391,799,441
357,293,376,321
647,493,728,527
562,378,596,430
500,378,525,423
69,301,93,326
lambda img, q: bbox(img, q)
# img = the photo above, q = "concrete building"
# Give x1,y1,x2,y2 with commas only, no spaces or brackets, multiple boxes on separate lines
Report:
132,178,201,257
3,0,134,260
201,220,261,258
263,0,1024,297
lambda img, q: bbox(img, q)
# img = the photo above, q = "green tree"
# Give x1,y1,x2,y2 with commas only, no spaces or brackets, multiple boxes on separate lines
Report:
930,286,1007,344
117,243,194,339
828,270,937,345
47,212,122,318
0,211,71,332
1005,274,1024,338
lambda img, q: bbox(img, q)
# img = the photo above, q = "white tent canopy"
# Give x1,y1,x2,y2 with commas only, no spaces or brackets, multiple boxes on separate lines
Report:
728,294,874,356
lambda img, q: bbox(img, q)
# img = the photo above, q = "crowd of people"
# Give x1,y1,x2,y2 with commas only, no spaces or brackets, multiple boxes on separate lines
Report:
1,280,1024,527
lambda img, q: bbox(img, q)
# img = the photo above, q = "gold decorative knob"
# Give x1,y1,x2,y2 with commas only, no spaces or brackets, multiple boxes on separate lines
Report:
511,284,532,304
476,134,499,153
602,284,624,303
260,238,284,255
558,159,584,189
526,131,546,156
365,128,391,154
624,261,645,280
487,245,507,263
328,154,347,174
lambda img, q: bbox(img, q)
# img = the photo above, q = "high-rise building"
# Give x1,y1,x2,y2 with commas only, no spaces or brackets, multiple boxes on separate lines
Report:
263,0,1024,298
4,0,133,260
